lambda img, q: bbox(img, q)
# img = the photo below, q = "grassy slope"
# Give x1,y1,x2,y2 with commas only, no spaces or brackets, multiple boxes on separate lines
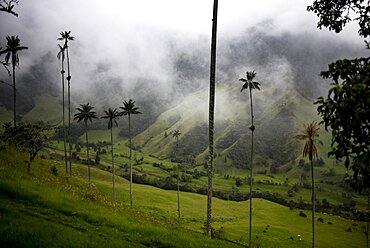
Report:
22,95,62,124
1,148,367,248
0,148,238,248
0,106,12,128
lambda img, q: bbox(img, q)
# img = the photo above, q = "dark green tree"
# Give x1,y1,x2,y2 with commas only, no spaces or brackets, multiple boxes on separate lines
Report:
295,121,320,248
2,122,50,172
308,2,370,246
120,99,141,209
239,70,261,247
102,108,120,200
307,0,370,38
172,129,181,223
58,31,74,176
2,35,27,127
57,44,68,175
206,0,218,238
74,103,97,187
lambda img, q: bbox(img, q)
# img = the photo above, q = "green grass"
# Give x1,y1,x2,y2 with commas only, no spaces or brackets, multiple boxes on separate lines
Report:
0,148,239,248
1,148,367,248
22,95,62,124
0,106,12,128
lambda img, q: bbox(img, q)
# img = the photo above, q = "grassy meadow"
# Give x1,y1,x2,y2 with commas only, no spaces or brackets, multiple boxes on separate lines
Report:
0,146,367,248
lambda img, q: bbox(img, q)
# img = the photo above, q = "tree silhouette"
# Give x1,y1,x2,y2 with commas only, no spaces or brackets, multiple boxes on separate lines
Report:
172,129,181,223
120,99,141,208
74,103,97,187
206,0,218,238
0,0,19,16
295,121,320,248
2,35,27,127
58,31,74,176
239,70,261,247
102,108,120,200
57,44,68,175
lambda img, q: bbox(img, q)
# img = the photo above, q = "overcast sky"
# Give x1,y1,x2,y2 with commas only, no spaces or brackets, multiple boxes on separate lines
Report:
0,0,364,103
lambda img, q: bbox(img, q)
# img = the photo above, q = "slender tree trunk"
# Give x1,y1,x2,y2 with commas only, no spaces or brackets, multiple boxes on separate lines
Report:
249,89,254,126
249,131,254,248
206,0,218,238
66,47,72,176
12,64,16,127
177,139,181,223
311,159,316,248
249,88,254,248
85,121,91,187
61,60,68,175
111,128,115,200
129,114,133,209
367,189,369,248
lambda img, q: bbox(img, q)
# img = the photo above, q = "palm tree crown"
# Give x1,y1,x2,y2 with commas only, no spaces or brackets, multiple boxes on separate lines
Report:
172,130,181,139
3,35,28,67
74,103,97,124
101,108,120,129
295,121,320,161
239,71,261,92
58,31,74,49
120,99,142,116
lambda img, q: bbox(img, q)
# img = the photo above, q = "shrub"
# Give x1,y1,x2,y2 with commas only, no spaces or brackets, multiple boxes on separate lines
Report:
50,165,58,176
299,211,307,218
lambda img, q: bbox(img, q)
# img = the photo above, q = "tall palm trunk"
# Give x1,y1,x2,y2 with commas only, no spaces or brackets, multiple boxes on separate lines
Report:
129,114,133,209
111,128,116,200
66,47,72,176
12,63,16,126
176,140,181,223
85,121,91,187
311,159,316,248
60,58,68,175
366,188,369,248
249,88,254,248
206,0,218,238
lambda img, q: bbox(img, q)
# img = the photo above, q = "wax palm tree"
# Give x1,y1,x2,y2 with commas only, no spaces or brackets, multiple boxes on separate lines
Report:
3,35,27,126
58,31,74,176
74,103,97,187
239,70,261,247
102,108,120,200
173,129,181,223
295,121,320,248
120,99,141,209
206,0,218,238
57,44,68,175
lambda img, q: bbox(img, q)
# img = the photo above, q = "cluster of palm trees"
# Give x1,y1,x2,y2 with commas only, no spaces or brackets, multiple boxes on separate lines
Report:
73,100,141,208
57,31,74,176
0,2,27,126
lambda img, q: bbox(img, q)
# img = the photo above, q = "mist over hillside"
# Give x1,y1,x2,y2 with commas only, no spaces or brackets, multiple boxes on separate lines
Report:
0,21,365,126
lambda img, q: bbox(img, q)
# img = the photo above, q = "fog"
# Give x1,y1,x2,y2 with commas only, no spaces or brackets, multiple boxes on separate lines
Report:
0,0,366,119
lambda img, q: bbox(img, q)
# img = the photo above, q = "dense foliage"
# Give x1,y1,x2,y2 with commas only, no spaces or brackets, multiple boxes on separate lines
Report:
307,0,370,37
316,57,370,191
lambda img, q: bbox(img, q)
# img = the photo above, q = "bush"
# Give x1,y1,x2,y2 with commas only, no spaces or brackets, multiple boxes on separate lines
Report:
50,165,58,176
299,211,307,218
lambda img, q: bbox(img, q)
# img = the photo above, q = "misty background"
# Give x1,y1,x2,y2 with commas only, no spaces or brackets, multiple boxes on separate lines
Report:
0,0,367,135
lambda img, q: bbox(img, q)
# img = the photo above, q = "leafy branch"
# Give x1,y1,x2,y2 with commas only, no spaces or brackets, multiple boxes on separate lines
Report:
0,0,19,16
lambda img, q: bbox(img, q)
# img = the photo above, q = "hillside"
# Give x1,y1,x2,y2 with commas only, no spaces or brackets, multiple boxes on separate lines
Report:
4,87,367,214
0,147,367,248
